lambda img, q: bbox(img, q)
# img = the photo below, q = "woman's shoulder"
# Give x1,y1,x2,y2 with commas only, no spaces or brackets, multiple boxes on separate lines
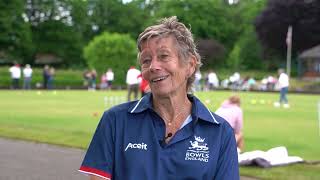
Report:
105,101,133,114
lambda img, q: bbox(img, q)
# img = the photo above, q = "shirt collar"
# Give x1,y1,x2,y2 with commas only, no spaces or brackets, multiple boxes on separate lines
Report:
128,93,153,113
128,93,220,125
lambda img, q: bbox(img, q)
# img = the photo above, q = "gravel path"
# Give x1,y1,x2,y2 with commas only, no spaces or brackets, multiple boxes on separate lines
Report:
0,137,258,180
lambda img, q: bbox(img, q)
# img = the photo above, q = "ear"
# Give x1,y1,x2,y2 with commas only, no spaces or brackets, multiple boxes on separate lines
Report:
187,55,197,77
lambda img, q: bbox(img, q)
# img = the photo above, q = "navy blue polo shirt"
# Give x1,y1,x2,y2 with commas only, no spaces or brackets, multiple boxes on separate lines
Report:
79,93,239,180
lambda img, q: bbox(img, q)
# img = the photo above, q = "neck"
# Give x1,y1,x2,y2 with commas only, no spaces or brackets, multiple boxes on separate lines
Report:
154,96,191,124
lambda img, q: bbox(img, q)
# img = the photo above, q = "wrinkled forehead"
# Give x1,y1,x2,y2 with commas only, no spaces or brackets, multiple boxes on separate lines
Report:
139,32,178,47
139,35,178,51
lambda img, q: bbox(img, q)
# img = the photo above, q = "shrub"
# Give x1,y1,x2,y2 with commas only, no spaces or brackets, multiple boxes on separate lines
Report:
0,66,83,89
83,32,137,86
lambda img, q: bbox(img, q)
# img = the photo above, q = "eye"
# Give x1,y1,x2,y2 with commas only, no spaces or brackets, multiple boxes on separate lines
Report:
141,57,151,65
140,57,151,69
140,51,152,65
158,54,169,60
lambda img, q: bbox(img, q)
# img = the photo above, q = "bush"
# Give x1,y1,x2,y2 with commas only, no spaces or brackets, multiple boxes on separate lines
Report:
0,66,83,89
83,32,137,86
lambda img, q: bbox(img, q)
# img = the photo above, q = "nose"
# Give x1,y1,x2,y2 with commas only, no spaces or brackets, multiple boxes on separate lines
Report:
149,58,161,72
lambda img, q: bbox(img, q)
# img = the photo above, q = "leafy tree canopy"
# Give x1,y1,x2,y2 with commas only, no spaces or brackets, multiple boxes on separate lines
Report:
33,20,85,67
0,0,33,63
151,0,238,49
255,0,320,56
226,0,267,70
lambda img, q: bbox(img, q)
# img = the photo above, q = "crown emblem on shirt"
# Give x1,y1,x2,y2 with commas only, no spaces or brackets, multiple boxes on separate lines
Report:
194,136,205,142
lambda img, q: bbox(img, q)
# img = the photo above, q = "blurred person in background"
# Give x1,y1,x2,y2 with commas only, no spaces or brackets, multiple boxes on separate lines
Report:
206,69,219,90
89,69,97,91
9,62,21,89
274,68,290,108
47,67,55,90
106,68,114,90
267,75,277,91
137,73,150,97
99,73,108,90
194,69,202,91
43,65,50,89
23,64,33,90
216,95,244,152
83,69,91,88
229,72,241,90
126,66,141,101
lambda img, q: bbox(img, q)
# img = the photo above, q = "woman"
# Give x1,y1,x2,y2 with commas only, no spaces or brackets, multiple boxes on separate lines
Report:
215,95,244,152
79,16,239,180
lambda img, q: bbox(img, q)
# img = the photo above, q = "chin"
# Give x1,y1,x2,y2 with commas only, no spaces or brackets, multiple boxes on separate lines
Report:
152,90,167,96
151,89,171,97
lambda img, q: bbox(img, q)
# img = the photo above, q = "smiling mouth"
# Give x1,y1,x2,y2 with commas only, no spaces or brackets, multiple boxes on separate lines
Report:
151,75,169,83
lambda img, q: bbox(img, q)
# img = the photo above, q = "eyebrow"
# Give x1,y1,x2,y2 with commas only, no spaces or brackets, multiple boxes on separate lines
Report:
157,47,172,54
139,51,151,58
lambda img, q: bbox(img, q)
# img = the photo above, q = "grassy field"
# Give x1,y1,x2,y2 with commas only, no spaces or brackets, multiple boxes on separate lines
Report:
0,90,319,179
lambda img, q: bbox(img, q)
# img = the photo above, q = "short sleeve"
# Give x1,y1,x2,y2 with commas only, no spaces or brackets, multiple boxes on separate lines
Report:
79,111,115,179
214,122,240,180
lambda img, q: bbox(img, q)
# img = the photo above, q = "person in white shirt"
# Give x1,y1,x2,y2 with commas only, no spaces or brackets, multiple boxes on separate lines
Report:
9,63,21,89
207,70,219,90
106,68,114,90
194,70,202,91
274,69,290,108
126,66,141,101
23,64,33,89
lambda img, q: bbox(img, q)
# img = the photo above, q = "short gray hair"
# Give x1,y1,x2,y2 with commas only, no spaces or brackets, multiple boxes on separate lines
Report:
137,16,202,92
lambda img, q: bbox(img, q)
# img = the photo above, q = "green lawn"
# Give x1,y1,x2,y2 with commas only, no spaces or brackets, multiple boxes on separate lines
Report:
0,90,319,179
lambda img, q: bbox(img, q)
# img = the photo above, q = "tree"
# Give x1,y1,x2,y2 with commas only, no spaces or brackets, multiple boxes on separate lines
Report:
0,0,33,63
83,32,137,85
33,20,84,66
227,28,264,70
68,0,91,41
25,0,86,66
197,39,226,69
226,0,266,70
255,0,320,57
153,0,238,48
25,0,72,26
150,0,239,67
84,0,150,40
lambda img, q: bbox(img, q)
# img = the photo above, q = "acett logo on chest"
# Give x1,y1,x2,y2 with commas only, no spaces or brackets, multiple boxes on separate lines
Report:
125,142,148,151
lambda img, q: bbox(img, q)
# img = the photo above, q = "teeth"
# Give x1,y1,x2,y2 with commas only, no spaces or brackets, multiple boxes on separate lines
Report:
152,76,166,82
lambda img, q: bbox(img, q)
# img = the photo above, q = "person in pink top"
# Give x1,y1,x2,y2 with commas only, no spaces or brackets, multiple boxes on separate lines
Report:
215,95,244,152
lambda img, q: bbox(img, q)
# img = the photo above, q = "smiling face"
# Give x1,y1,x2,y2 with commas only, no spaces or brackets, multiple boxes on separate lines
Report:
139,36,195,97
